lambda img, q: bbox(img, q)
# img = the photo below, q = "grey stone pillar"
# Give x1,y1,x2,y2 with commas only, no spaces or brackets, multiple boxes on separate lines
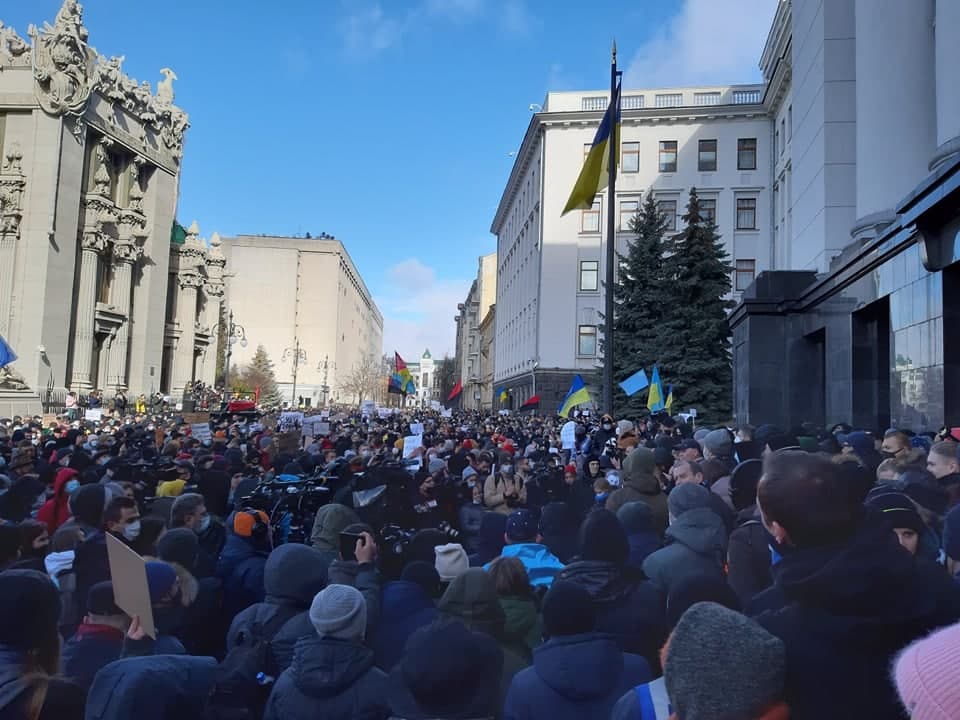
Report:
171,272,200,398
107,242,137,390
0,235,15,338
70,232,108,391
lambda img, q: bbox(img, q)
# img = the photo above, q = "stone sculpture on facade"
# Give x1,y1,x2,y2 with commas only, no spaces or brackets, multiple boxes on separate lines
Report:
0,22,31,68
27,0,96,117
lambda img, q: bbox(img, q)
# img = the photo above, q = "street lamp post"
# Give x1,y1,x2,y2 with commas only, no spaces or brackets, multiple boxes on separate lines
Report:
221,310,247,404
317,355,334,406
282,340,307,408
529,358,539,399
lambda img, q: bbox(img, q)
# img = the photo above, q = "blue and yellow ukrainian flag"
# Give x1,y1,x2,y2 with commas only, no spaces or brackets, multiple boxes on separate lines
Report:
497,387,508,403
665,384,674,413
647,365,665,412
562,82,621,215
558,375,591,418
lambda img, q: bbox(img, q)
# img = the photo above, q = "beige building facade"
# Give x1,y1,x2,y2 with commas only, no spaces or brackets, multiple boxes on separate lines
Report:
0,1,213,412
221,235,383,407
453,252,496,409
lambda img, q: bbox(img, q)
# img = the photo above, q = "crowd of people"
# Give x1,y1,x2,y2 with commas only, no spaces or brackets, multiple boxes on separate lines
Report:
0,404,959,719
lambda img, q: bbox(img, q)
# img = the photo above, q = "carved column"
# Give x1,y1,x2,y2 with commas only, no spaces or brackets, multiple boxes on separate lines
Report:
0,143,26,338
107,241,137,390
171,271,201,398
70,231,108,391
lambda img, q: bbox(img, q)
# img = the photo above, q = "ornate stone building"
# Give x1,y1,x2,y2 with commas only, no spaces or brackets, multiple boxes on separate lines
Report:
0,2,220,411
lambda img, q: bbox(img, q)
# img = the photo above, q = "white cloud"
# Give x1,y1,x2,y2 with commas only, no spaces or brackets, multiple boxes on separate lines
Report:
339,0,531,56
624,0,778,89
375,258,472,360
340,4,406,55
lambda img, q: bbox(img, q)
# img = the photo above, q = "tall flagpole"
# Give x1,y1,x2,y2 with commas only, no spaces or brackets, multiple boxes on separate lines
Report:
602,41,618,415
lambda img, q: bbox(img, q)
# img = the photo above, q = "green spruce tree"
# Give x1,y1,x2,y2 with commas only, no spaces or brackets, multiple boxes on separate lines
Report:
659,187,733,423
245,345,282,407
612,192,670,417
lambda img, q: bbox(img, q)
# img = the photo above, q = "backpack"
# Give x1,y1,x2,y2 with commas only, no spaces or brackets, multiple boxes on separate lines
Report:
210,606,301,720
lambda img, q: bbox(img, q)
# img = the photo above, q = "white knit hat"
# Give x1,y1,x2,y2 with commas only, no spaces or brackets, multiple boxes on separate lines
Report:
435,543,469,582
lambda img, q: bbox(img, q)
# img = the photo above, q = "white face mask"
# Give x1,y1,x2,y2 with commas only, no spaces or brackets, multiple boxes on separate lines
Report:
122,520,141,541
196,515,211,534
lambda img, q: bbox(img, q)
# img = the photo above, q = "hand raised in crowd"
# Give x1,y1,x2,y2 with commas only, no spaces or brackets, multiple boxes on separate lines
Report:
126,614,146,641
355,531,378,565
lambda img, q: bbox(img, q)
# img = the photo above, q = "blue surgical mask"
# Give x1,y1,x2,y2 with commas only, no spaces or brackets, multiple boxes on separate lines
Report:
196,515,211,534
65,479,81,495
595,492,609,503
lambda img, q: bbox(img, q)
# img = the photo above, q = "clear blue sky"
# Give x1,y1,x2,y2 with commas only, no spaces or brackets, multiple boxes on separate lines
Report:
7,0,775,358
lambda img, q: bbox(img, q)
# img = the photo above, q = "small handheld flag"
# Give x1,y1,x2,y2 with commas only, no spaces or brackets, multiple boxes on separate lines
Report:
665,384,674,413
0,335,16,369
559,375,592,418
618,368,649,397
647,365,664,412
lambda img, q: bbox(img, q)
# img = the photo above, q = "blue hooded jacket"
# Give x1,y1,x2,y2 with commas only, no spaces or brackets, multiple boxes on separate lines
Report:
216,523,269,622
372,580,438,671
504,632,652,720
487,543,564,587
85,655,216,720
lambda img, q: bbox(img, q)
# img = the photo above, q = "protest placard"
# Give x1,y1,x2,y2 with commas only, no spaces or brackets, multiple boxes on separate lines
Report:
409,423,424,436
279,412,304,433
560,421,577,450
191,423,212,443
84,408,102,422
106,533,156,639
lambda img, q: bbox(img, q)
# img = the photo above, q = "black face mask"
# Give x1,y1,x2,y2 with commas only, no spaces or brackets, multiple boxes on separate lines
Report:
881,450,897,460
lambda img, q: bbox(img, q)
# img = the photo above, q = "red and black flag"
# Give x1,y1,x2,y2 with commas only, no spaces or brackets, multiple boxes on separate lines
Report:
520,395,541,412
447,380,463,404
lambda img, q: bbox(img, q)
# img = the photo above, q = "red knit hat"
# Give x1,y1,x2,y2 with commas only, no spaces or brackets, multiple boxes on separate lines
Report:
564,463,577,475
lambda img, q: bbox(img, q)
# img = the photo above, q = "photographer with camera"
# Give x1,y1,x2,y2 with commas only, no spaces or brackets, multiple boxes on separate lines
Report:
485,464,525,515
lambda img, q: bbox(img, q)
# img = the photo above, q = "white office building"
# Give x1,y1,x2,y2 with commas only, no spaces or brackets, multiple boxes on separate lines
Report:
491,83,771,408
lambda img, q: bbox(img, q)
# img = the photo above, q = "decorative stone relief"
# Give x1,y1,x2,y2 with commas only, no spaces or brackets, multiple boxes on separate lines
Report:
0,143,27,239
112,239,140,264
0,22,31,68
80,229,110,254
27,0,96,117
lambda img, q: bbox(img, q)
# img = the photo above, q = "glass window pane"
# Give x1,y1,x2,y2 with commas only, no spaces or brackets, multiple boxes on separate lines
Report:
657,200,677,231
698,139,717,171
622,142,640,173
700,198,717,224
578,326,597,356
659,141,677,172
738,138,757,170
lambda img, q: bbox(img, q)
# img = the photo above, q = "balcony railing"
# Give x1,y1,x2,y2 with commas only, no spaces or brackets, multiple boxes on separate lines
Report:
733,89,762,104
581,96,608,111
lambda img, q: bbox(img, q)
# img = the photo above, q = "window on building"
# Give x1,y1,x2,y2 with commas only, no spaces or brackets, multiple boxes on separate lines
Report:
423,373,429,388
780,118,786,154
659,141,677,172
735,259,756,291
774,128,780,157
619,198,639,231
578,325,597,356
788,105,793,140
657,199,678,231
698,139,717,171
737,138,757,170
736,197,757,230
622,141,640,173
700,198,717,224
579,260,599,291
581,200,601,233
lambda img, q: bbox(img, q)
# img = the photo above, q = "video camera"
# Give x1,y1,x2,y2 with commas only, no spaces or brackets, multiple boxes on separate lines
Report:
240,472,333,545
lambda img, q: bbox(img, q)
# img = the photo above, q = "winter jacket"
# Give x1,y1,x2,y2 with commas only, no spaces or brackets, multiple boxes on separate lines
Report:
216,531,269,623
438,569,531,711
709,473,735,512
504,633,652,720
484,473,519,515
940,471,960,509
226,543,328,673
499,595,543,658
487,543,564,588
610,677,672,720
264,636,390,720
0,646,49,718
606,451,669,536
556,561,665,669
727,504,773,605
74,531,121,617
641,507,728,597
752,513,960,720
36,468,78,534
373,580,438,671
60,622,184,691
85,655,217,720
